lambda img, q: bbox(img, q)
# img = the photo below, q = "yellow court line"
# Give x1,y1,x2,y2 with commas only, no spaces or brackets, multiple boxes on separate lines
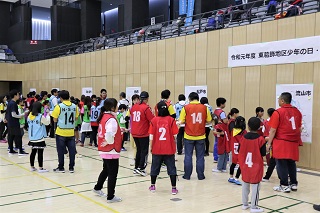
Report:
0,156,119,213
0,173,33,180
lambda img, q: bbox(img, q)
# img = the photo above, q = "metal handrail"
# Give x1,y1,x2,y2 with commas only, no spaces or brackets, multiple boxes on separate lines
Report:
13,0,320,63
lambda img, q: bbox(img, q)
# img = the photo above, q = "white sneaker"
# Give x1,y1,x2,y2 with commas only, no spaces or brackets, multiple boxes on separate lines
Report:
242,205,250,210
133,168,139,175
262,178,269,182
93,189,107,197
222,170,227,173
273,185,291,193
136,168,147,177
212,169,222,173
38,168,49,173
290,184,298,191
107,196,122,203
30,167,37,172
250,207,264,212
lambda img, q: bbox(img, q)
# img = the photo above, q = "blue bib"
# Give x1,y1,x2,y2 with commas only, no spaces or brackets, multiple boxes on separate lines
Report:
28,114,46,141
90,105,101,122
49,96,56,111
57,103,76,129
175,103,184,120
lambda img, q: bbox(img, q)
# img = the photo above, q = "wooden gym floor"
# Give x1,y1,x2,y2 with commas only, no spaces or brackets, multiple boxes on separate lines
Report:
0,135,319,213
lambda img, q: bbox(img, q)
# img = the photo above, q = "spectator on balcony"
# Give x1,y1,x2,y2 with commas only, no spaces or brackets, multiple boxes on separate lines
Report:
267,0,278,15
96,32,106,50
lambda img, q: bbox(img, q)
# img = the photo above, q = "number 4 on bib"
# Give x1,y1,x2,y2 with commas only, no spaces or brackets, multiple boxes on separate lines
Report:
245,152,253,168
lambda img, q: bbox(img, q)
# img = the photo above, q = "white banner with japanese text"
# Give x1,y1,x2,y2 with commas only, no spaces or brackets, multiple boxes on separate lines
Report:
82,87,93,97
126,87,141,106
276,84,313,143
185,85,208,101
228,36,320,67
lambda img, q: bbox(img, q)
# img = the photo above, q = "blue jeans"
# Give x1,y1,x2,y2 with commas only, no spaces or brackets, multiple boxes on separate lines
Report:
213,136,219,161
217,152,228,171
183,139,205,180
56,135,76,169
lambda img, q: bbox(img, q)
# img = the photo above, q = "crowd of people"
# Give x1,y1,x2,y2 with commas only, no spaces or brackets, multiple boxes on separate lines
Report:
0,87,313,212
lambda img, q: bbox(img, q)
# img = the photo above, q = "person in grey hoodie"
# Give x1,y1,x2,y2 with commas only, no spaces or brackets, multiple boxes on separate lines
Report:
175,94,187,155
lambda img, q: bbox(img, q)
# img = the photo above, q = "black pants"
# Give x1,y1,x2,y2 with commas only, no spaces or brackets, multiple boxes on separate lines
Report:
46,124,51,137
30,149,44,167
49,116,56,138
230,163,241,178
90,126,98,146
276,159,298,186
8,127,23,152
122,132,128,147
133,137,149,170
264,157,276,179
205,127,211,155
0,121,7,140
177,127,184,154
94,158,119,200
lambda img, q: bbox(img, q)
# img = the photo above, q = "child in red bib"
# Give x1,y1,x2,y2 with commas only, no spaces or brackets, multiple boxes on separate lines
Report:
149,101,179,195
239,117,266,213
228,116,246,185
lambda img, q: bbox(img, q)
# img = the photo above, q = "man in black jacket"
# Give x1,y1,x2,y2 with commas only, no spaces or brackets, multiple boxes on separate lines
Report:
6,89,28,155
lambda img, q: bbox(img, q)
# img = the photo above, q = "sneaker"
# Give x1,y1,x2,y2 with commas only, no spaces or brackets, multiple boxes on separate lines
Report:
121,148,127,151
107,196,122,203
149,185,156,192
242,205,250,210
53,167,65,173
136,168,147,177
273,185,291,193
15,147,25,151
262,178,269,182
182,176,190,180
38,168,49,173
93,189,107,197
30,167,37,172
228,178,236,183
222,170,227,173
8,150,18,154
250,207,264,213
18,151,28,156
0,139,7,143
234,179,242,185
314,204,320,211
133,168,139,175
171,188,178,195
204,153,209,156
69,168,74,173
76,154,82,158
213,160,218,163
212,169,222,173
94,144,98,147
290,184,298,191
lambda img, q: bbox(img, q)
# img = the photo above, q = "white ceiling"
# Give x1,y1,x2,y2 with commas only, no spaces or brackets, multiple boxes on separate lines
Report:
0,0,77,8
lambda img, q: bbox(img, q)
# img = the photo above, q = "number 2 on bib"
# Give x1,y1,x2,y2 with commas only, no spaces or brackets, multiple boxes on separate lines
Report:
245,152,253,168
159,127,166,140
191,113,202,124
